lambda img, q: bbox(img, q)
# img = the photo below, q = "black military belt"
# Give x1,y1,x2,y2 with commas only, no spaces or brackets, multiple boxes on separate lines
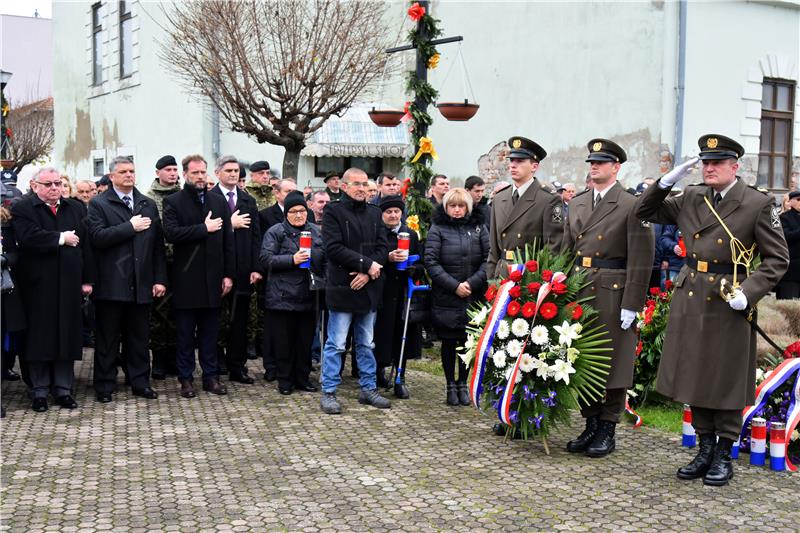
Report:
686,257,736,275
577,257,627,270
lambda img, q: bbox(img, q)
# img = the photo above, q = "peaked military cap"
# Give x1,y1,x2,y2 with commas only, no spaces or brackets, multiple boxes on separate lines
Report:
155,155,177,170
697,134,744,160
249,160,270,172
585,138,627,164
507,136,547,162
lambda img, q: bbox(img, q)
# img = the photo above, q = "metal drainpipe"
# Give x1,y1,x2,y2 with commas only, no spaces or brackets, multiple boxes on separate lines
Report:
674,0,687,162
211,103,220,160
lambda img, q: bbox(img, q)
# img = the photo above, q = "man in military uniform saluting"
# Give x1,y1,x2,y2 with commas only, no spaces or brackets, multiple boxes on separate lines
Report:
562,139,654,457
486,136,563,279
637,134,788,486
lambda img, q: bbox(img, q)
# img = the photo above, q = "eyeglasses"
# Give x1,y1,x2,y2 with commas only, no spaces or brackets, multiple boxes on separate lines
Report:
346,181,369,188
37,181,62,188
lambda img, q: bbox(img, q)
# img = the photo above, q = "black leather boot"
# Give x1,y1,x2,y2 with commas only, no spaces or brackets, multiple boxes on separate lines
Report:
585,420,616,457
703,437,734,486
456,381,470,406
677,434,716,480
376,367,390,389
566,416,599,453
446,382,459,406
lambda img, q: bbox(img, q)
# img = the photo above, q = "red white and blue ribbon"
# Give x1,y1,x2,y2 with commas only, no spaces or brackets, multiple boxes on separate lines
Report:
507,263,525,276
497,272,566,425
468,281,514,408
740,358,800,471
624,399,642,428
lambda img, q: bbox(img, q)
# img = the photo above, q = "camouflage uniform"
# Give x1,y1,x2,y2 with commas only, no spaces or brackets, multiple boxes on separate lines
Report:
146,179,181,375
243,181,276,362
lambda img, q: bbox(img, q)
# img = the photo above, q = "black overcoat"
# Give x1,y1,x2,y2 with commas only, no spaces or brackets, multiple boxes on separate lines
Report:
209,185,262,288
1,221,26,333
778,209,800,282
11,195,93,361
87,188,168,304
322,195,388,313
162,184,235,309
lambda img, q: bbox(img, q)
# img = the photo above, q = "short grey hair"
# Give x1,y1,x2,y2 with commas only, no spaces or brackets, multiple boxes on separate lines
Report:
215,155,239,172
34,167,60,181
109,156,133,173
311,190,330,201
277,177,297,190
75,179,96,188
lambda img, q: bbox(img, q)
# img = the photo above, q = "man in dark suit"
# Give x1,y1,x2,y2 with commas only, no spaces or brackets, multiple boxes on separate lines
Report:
163,154,235,398
11,167,94,412
210,155,262,383
87,156,168,402
775,190,800,299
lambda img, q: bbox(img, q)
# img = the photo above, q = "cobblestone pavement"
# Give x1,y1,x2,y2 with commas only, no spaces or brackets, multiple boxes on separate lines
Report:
1,354,798,532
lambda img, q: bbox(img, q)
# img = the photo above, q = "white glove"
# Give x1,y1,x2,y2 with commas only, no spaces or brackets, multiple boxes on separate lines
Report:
729,289,748,311
659,156,700,188
620,308,637,330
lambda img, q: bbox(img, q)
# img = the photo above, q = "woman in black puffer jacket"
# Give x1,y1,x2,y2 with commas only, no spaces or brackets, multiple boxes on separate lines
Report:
424,188,489,406
260,192,326,395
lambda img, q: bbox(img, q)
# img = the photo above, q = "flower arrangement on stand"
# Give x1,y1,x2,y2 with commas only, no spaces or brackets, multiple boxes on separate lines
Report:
459,245,612,453
631,280,674,407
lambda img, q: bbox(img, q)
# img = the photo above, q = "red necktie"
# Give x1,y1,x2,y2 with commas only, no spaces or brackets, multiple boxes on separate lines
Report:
48,203,57,216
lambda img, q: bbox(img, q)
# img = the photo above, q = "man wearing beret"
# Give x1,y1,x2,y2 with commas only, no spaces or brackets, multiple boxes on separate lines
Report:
324,172,343,202
147,155,182,379
486,136,564,279
775,190,800,300
637,134,789,486
562,138,655,458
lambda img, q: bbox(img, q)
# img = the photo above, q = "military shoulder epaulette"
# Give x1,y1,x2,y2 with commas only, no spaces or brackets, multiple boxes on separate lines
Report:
686,182,706,188
572,189,590,198
747,184,770,195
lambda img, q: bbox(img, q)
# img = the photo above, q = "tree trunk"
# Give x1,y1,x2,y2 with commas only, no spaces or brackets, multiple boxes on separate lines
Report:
282,148,301,181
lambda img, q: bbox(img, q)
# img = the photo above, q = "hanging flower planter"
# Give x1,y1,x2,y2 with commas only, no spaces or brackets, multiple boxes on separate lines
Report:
436,100,479,122
368,107,405,128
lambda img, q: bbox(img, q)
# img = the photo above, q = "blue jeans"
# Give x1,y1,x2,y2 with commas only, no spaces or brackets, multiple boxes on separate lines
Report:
321,311,377,393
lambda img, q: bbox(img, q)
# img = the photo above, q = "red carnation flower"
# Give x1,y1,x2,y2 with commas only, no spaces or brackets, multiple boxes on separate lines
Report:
551,282,567,295
525,260,539,273
508,270,523,283
539,302,557,320
407,2,425,21
527,282,542,295
521,302,536,318
568,303,583,320
507,300,521,317
509,285,521,299
485,285,498,302
541,270,553,282
649,287,660,296
636,340,643,356
664,279,674,291
783,340,800,360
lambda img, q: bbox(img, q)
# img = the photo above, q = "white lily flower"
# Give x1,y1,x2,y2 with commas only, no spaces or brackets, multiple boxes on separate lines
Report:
470,306,490,326
553,320,582,347
511,318,530,338
549,359,576,385
459,348,474,366
530,325,549,346
519,353,535,373
566,347,579,363
492,350,507,369
531,357,549,378
496,320,510,340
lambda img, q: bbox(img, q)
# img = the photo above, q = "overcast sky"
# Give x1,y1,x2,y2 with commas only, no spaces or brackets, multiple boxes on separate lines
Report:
0,0,52,19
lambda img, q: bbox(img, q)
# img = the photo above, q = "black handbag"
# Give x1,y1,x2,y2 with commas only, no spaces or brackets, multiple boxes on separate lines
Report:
1,267,14,294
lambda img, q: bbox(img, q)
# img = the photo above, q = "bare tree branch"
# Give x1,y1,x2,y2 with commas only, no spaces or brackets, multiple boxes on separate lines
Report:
6,97,54,175
157,0,393,176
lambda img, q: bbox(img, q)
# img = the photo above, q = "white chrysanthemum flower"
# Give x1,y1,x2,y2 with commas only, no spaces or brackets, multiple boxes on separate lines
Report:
519,353,535,373
549,359,576,385
511,318,529,338
505,339,523,359
566,347,579,363
496,320,510,340
470,306,490,326
492,350,507,369
530,325,549,346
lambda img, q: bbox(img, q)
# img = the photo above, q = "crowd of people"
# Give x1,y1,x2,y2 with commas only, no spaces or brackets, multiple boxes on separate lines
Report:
1,132,798,487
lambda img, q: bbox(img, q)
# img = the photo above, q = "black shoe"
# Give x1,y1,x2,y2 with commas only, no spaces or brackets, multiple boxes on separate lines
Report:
132,387,158,400
229,371,255,384
180,379,196,399
446,382,459,406
96,392,113,403
295,382,318,393
202,378,228,395
32,397,48,412
457,382,470,406
376,367,390,389
278,385,293,395
151,368,166,380
1,369,21,381
585,420,616,457
263,370,277,382
54,395,78,409
677,434,716,480
703,437,734,486
566,416,599,453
